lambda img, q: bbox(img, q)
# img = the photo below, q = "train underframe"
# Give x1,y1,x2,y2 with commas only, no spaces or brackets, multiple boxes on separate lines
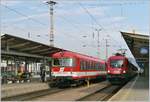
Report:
49,75,106,88
107,74,130,85
108,72,138,85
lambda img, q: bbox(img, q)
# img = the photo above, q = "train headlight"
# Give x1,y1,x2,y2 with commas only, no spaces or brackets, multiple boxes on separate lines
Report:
107,70,110,73
123,70,126,73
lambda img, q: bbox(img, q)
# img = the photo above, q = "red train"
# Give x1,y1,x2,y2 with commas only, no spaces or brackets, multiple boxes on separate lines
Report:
51,51,107,87
107,53,137,84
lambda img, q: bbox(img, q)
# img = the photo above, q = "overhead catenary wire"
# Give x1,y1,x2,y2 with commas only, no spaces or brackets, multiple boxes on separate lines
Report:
55,3,92,37
1,3,91,45
78,3,104,30
0,2,107,47
14,1,92,42
0,5,89,48
78,1,148,49
56,15,89,36
0,4,47,26
78,2,123,50
3,3,113,50
2,23,29,32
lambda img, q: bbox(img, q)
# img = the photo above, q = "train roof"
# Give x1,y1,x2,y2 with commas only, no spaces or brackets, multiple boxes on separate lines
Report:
52,51,105,62
108,55,139,71
108,55,127,60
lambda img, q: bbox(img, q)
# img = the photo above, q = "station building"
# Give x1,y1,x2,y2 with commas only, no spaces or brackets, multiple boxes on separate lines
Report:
121,31,149,77
1,34,64,83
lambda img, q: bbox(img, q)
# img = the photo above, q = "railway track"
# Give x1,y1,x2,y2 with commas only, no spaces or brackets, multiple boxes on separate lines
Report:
2,81,114,101
2,88,65,101
27,81,110,101
77,84,125,101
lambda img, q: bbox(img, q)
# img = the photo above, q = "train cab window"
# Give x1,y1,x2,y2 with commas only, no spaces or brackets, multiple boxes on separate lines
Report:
110,60,124,68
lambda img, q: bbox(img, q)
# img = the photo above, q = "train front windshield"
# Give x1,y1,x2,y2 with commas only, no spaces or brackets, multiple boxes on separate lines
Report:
53,58,75,67
110,60,124,68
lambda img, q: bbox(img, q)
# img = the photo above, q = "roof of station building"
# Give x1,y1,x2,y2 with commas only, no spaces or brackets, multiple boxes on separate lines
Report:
121,31,149,48
1,34,65,58
121,31,149,40
121,31,149,63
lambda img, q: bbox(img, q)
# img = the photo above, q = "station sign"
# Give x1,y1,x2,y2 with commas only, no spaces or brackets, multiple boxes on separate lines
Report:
140,47,149,55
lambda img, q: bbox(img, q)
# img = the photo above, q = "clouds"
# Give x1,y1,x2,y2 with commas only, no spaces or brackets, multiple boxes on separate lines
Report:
1,0,149,59
2,12,48,23
55,2,109,17
1,0,22,6
111,16,126,22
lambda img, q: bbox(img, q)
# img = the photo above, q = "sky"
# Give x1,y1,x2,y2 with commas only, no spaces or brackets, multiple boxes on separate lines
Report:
1,0,150,61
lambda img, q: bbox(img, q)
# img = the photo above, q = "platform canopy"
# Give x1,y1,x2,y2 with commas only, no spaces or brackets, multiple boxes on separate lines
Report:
1,34,65,58
121,31,149,59
121,31,149,76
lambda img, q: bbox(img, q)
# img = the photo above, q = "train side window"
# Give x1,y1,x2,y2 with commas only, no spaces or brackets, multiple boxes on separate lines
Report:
82,60,85,70
101,64,103,71
87,61,89,70
102,64,104,71
95,63,97,70
88,61,90,70
99,63,101,70
97,63,99,71
80,60,83,70
83,61,86,70
80,60,82,70
102,64,105,71
98,63,100,70
96,63,98,70
89,61,91,70
86,61,88,70
91,62,93,70
94,62,96,70
82,61,84,70
104,64,106,71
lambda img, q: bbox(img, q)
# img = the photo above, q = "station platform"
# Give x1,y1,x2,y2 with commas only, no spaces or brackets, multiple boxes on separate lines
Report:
109,75,149,101
1,82,50,98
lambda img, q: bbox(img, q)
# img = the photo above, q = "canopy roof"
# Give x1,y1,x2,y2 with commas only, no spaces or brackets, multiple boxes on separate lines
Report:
1,34,65,58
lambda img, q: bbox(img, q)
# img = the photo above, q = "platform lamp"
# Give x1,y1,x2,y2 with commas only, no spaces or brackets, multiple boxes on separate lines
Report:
46,1,57,79
46,0,57,47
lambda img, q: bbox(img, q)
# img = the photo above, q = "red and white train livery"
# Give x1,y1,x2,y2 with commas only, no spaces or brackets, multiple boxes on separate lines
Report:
51,51,107,87
107,53,137,84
